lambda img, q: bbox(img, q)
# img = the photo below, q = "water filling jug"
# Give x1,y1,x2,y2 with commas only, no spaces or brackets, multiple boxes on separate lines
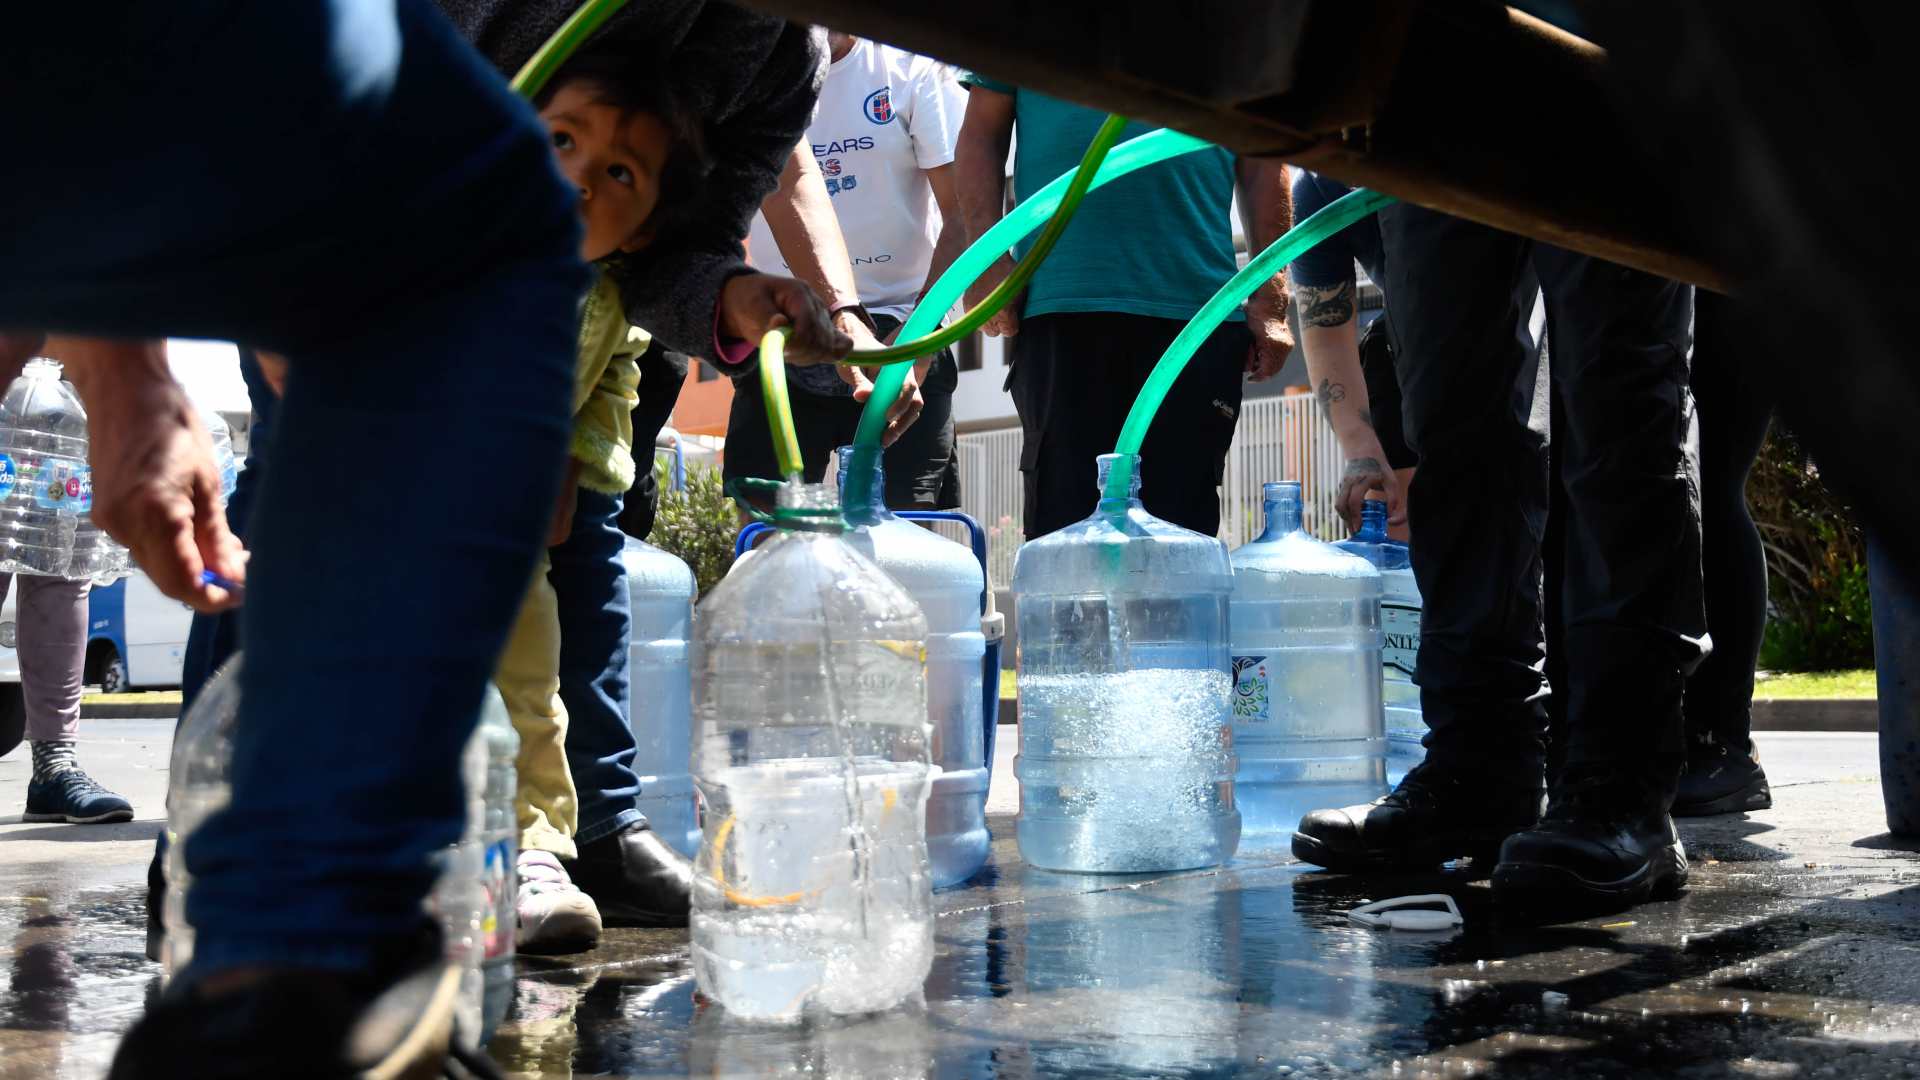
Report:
690,481,934,1022
1010,453,1239,873
838,447,990,889
623,536,700,856
1333,499,1424,783
1229,481,1385,836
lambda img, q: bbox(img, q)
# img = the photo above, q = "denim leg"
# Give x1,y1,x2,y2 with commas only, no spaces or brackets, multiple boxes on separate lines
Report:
550,489,639,844
2,1,584,975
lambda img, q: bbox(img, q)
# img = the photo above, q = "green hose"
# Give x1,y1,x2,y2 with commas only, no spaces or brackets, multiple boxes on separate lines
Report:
509,0,632,99
842,126,1212,511
1102,186,1398,503
758,328,804,479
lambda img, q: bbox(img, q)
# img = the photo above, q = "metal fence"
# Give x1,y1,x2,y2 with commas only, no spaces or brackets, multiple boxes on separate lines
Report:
953,392,1346,590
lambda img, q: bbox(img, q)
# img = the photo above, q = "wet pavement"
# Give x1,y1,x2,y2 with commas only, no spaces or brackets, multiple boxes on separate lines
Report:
5,723,1920,1078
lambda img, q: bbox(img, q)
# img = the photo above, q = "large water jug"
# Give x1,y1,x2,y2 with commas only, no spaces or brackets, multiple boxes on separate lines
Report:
1229,482,1384,836
1333,499,1424,783
0,359,87,576
690,481,934,1022
838,447,990,889
162,657,519,1045
1010,453,1239,873
623,536,699,857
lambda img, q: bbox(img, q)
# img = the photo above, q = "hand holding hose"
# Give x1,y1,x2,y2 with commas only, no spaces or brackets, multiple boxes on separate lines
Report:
1244,278,1295,381
719,273,851,366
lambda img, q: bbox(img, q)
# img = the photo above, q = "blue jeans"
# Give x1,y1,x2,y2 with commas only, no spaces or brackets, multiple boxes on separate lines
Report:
2,1,586,974
551,489,641,844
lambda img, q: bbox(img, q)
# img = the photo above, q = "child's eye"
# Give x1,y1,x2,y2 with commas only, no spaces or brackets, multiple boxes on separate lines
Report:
552,131,574,152
608,164,634,186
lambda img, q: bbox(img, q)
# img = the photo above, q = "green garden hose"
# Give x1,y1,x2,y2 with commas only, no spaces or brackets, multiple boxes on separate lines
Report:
509,0,631,98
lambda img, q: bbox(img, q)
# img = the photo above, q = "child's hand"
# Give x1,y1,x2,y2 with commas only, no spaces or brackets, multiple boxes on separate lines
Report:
719,273,853,366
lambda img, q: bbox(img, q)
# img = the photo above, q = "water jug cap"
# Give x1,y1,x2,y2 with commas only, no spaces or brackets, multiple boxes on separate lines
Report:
23,357,62,377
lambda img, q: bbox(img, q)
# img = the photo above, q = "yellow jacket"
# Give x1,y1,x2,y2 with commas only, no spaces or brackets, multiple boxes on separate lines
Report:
571,271,648,494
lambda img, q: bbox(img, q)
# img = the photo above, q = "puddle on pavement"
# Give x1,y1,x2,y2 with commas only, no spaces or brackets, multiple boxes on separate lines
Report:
7,841,1920,1078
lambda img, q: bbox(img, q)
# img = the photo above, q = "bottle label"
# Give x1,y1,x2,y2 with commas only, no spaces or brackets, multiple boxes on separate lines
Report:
1231,655,1270,722
1383,602,1421,677
72,468,92,514
0,454,13,499
481,838,514,961
31,457,85,514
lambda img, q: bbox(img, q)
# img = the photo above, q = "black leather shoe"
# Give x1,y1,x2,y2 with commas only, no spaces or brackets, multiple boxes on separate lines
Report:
1673,742,1772,817
1493,764,1688,910
566,822,692,928
1292,762,1545,873
108,928,501,1079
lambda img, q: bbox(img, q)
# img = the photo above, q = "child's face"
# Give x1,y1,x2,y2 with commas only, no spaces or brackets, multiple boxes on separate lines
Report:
539,83,673,262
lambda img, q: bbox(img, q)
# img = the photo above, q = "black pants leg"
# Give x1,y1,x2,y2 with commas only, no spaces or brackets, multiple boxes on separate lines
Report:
1684,291,1772,753
1378,206,1550,781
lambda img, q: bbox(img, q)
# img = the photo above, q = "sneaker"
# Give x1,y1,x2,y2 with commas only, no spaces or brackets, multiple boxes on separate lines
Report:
566,822,691,928
1673,742,1772,816
517,850,602,955
1292,762,1544,873
24,768,133,824
1493,762,1689,911
107,929,503,1079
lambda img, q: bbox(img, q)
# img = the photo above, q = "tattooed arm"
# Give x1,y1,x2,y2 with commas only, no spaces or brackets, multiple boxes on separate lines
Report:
1294,278,1404,529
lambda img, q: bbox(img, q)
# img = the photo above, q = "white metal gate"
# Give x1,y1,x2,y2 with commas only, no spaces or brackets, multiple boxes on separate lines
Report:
954,427,1025,589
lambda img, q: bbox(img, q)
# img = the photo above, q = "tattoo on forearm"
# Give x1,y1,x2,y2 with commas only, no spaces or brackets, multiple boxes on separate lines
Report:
1338,456,1386,498
1315,378,1347,412
1295,280,1356,327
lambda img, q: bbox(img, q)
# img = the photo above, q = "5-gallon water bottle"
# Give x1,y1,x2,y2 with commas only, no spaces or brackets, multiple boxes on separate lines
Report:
838,447,990,889
0,359,87,576
163,657,519,1044
623,536,699,857
1229,482,1384,836
1333,499,1424,783
1010,453,1239,873
690,481,934,1022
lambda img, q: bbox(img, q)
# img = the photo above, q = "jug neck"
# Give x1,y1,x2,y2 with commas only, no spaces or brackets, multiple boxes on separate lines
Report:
21,357,61,380
773,481,845,534
1256,481,1305,541
836,444,892,527
1353,499,1388,542
1095,453,1144,514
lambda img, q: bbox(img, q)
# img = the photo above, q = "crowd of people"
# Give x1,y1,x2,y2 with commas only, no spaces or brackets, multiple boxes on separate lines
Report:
0,1,1788,1074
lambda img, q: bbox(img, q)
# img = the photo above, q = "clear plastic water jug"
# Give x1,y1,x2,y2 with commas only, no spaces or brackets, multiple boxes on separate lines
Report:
838,447,990,889
163,656,519,1045
202,405,239,505
1333,499,1424,783
623,535,699,857
1229,482,1384,836
690,481,934,1022
1010,453,1239,873
0,359,87,576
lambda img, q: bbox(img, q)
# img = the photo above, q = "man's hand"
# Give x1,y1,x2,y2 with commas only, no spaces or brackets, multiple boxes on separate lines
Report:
831,313,927,445
719,273,853,366
1244,278,1294,381
56,338,245,613
1,330,47,387
1333,429,1407,532
964,256,1021,338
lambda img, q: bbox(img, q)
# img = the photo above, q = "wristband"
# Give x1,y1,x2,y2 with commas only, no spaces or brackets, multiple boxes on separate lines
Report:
831,303,878,334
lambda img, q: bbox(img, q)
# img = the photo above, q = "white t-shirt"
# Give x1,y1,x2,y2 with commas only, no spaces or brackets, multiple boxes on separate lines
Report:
746,39,965,320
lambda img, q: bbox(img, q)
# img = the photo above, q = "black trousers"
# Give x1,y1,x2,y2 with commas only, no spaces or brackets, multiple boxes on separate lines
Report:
1009,312,1248,540
1380,205,1703,778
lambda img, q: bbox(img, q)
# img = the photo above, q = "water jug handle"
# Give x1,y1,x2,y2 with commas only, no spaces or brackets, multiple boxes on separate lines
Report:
724,478,782,527
733,521,775,558
895,510,989,591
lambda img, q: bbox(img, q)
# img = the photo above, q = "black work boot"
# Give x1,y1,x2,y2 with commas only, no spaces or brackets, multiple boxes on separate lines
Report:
566,822,692,928
1292,762,1545,873
108,927,501,1079
1673,740,1772,816
1493,760,1689,911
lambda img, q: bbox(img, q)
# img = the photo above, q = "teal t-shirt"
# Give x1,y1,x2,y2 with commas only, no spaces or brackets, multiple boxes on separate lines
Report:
964,74,1241,323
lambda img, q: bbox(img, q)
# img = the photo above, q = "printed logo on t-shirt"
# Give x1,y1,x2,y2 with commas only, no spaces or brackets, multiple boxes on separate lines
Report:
864,86,893,124
822,157,842,176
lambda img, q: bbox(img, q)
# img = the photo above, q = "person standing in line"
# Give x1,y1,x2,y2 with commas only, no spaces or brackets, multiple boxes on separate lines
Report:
728,30,970,507
954,80,1294,539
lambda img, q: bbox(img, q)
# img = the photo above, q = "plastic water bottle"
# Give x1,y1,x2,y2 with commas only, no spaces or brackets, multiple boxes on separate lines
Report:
1009,453,1239,873
690,480,934,1022
623,536,700,857
163,656,519,1045
202,406,238,505
1229,482,1385,837
1333,499,1425,783
838,447,990,889
59,382,129,584
0,359,87,576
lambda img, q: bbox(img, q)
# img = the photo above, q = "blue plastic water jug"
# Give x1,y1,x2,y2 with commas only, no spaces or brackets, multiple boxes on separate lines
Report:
1333,499,1425,783
1230,482,1385,836
623,537,700,857
1010,453,1239,873
838,448,991,889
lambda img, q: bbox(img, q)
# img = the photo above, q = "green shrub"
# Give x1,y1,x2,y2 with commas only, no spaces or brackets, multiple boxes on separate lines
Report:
649,459,738,598
1748,426,1875,670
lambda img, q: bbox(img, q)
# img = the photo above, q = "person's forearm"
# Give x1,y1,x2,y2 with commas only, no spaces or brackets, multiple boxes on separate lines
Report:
1237,158,1293,299
42,336,171,402
918,165,967,305
955,125,1012,248
760,143,862,312
1297,316,1377,448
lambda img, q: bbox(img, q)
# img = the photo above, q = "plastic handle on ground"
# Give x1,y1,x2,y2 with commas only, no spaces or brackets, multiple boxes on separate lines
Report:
1102,187,1398,503
1346,893,1463,931
841,126,1214,512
